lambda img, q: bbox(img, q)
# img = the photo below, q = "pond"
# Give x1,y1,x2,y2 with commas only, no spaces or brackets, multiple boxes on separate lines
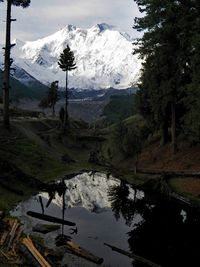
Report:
11,172,200,267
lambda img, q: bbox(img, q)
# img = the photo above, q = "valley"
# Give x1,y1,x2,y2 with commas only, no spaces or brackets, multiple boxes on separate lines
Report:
0,0,200,265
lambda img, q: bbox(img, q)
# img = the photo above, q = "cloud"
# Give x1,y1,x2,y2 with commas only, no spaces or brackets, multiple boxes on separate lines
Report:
0,0,141,41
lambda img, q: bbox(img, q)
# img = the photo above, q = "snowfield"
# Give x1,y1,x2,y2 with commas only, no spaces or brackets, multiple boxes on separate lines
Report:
1,23,141,90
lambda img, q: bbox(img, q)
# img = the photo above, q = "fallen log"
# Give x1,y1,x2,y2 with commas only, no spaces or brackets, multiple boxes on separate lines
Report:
27,211,76,226
32,224,60,234
104,243,162,267
66,240,103,265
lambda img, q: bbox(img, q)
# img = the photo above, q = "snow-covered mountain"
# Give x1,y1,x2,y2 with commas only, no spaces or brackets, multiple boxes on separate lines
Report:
6,23,141,90
12,172,144,214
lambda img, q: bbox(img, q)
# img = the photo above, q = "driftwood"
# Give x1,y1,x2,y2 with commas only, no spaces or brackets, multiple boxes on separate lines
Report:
170,192,193,206
104,243,162,267
21,237,52,267
66,240,103,265
27,211,76,226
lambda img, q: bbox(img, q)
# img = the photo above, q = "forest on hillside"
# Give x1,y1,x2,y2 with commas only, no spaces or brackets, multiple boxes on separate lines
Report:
133,0,200,150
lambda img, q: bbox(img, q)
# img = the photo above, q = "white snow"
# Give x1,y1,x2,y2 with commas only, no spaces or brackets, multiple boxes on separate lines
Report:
39,172,144,211
41,172,121,211
5,23,142,90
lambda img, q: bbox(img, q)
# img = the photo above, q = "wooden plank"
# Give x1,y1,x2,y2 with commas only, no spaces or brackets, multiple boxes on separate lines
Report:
0,249,10,259
66,240,103,265
12,228,23,251
6,220,19,249
27,211,76,226
0,231,9,246
21,237,52,267
104,243,162,267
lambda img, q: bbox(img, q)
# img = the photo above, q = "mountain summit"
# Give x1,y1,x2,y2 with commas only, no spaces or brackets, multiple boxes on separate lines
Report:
2,23,141,90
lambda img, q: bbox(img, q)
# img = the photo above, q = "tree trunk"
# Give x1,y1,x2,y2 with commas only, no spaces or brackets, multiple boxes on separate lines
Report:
171,101,177,154
3,0,12,129
63,70,68,133
134,155,138,174
52,104,55,117
160,119,169,146
61,181,66,236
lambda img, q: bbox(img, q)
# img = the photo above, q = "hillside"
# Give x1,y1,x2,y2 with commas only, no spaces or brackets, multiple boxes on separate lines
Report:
0,115,108,211
0,110,200,213
102,94,136,124
0,70,48,100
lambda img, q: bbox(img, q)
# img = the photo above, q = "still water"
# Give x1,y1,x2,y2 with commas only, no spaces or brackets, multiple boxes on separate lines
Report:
11,172,200,267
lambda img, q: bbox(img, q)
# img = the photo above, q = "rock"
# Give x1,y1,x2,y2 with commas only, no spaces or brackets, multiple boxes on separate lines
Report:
32,224,60,234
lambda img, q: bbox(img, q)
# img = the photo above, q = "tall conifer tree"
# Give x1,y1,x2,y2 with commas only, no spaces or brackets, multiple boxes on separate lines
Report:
134,0,194,152
58,45,77,132
1,0,30,129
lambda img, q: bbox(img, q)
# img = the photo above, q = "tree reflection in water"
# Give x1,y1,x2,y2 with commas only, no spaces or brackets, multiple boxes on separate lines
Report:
108,180,148,226
108,181,200,267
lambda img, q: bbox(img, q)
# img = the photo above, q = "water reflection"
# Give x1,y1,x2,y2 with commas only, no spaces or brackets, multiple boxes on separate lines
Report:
108,181,146,226
11,173,200,267
108,180,200,267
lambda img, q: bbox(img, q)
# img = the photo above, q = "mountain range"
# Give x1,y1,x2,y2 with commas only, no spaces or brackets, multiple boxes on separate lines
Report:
0,23,141,93
0,23,141,90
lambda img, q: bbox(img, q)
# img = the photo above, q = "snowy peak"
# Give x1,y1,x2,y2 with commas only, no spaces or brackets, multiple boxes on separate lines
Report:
66,24,77,32
10,23,141,90
91,23,115,33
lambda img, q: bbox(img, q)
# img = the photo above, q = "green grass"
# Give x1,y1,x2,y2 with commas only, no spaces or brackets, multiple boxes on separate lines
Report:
0,118,108,211
102,94,136,124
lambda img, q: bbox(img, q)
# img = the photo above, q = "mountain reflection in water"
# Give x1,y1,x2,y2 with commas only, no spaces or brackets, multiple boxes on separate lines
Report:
11,173,200,267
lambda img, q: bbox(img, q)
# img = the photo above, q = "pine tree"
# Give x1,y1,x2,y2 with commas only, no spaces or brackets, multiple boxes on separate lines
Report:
178,1,200,144
39,81,59,116
133,0,194,152
48,81,59,117
58,45,77,132
1,0,30,129
38,97,49,111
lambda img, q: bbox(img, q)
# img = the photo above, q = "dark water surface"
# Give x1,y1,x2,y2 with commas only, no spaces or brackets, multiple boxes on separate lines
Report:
11,173,200,267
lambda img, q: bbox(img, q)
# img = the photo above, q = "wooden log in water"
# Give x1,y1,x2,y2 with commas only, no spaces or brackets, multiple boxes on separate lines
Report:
32,223,60,234
21,237,52,267
66,240,104,265
27,211,76,226
104,243,162,267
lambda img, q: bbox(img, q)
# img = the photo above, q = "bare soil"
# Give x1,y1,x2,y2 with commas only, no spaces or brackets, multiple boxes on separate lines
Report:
138,141,200,171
